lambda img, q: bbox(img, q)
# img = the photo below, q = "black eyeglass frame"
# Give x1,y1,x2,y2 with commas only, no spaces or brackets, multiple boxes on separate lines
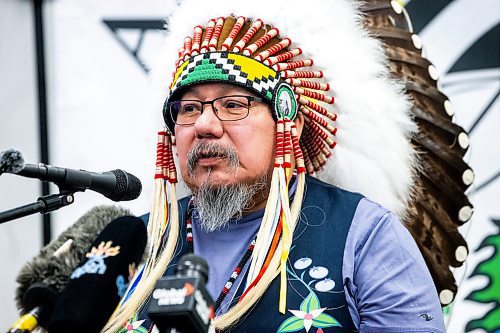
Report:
167,95,266,126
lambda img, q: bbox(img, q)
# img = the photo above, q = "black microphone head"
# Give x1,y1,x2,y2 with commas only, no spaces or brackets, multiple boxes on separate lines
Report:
176,254,210,285
148,254,214,333
48,216,148,333
109,169,142,201
0,148,25,174
15,205,132,313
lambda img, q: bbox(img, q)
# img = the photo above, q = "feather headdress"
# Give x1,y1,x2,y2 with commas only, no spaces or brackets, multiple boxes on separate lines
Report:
156,0,416,215
103,0,472,331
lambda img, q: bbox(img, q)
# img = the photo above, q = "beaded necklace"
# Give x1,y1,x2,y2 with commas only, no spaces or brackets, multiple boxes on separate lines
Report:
186,201,258,312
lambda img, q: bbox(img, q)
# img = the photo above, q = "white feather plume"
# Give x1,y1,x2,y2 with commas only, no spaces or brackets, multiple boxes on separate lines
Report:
151,0,417,217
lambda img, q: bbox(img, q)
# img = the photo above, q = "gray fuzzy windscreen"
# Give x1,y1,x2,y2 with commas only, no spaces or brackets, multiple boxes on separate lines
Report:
0,149,25,174
14,205,132,312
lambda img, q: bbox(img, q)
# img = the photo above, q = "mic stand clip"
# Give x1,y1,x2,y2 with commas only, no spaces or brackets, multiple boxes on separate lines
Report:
0,190,78,224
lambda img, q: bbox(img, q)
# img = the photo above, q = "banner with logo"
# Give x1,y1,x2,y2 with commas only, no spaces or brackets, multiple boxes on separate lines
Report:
402,0,499,331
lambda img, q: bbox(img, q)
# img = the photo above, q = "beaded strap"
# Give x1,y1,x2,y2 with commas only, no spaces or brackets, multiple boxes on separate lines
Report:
214,238,256,310
185,202,257,312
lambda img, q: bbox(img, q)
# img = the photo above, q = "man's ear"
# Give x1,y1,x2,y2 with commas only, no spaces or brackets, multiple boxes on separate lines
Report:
293,113,305,139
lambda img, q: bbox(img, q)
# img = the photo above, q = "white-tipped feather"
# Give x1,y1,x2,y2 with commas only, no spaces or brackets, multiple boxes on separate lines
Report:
151,0,416,217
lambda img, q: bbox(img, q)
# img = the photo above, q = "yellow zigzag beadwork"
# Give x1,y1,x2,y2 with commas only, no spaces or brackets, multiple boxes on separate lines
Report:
170,52,280,101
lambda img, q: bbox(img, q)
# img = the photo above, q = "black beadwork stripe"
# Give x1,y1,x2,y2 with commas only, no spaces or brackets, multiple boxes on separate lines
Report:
186,200,256,312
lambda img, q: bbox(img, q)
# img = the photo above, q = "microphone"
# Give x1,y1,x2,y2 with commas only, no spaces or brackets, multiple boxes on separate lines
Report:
48,216,148,333
9,205,132,332
0,149,24,175
1,149,142,201
148,254,215,333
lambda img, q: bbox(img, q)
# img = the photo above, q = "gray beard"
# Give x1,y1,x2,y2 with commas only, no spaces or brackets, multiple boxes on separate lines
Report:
192,171,267,232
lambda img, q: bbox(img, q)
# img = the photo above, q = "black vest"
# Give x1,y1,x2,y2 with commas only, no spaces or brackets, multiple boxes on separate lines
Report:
140,176,362,333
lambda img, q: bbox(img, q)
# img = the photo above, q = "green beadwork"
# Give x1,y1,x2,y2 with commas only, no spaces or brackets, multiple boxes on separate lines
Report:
178,60,229,87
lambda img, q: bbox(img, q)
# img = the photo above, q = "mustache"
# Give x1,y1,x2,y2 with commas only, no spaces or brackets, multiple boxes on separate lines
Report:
187,142,239,177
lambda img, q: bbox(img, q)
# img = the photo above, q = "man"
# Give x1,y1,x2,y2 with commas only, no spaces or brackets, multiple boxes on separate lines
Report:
164,83,444,332
101,1,459,332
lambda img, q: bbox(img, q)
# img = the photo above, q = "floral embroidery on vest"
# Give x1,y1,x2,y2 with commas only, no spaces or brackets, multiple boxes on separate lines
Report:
276,257,342,333
118,314,148,333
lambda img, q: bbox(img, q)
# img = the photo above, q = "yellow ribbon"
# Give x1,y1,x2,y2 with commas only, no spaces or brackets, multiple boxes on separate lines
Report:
279,167,293,314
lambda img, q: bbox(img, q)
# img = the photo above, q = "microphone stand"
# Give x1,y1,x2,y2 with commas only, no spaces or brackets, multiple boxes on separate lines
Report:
0,190,77,224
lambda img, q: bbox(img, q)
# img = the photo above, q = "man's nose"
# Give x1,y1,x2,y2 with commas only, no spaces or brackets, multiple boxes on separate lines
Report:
193,104,224,138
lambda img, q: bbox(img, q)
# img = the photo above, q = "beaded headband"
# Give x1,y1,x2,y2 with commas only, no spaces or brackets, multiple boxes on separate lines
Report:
162,16,337,174
170,52,280,101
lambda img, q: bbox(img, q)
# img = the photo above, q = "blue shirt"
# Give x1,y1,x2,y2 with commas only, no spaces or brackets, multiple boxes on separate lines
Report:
191,197,445,332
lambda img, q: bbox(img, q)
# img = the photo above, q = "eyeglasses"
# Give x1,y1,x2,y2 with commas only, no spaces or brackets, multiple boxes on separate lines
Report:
168,95,265,125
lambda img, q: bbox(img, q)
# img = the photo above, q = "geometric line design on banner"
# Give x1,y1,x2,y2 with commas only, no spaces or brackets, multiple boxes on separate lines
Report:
443,20,500,145
470,169,500,195
403,2,500,331
410,4,500,197
405,0,452,33
103,19,166,73
448,23,500,73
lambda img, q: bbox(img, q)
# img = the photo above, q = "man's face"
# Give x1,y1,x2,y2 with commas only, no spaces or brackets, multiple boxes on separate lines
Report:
174,83,276,203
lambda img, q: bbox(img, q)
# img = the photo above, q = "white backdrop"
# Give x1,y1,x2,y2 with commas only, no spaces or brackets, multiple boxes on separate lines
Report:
0,0,42,325
0,0,498,331
0,0,173,327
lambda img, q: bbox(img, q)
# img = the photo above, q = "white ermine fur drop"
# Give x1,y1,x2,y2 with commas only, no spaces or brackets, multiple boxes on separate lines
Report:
151,0,417,217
